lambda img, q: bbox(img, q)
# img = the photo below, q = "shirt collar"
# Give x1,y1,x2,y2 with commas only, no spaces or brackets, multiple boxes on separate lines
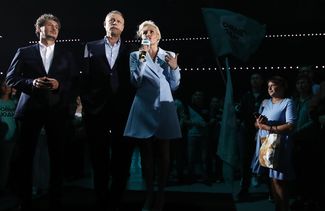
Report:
39,41,55,50
104,36,121,47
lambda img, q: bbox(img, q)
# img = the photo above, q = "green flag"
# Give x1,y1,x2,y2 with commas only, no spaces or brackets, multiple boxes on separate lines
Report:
217,58,239,182
202,8,266,62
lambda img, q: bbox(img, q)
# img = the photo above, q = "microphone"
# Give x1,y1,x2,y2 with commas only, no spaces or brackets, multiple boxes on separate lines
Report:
139,38,150,61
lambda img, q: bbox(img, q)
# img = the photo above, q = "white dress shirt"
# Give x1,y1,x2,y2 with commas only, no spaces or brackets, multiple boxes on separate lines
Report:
39,42,54,73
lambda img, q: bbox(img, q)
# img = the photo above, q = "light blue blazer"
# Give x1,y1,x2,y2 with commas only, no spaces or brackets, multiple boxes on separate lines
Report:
124,48,182,139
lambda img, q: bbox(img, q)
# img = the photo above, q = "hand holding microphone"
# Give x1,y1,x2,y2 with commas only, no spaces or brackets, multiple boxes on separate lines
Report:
139,38,150,61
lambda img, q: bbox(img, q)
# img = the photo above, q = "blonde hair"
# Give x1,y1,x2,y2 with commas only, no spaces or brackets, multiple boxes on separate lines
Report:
136,20,161,41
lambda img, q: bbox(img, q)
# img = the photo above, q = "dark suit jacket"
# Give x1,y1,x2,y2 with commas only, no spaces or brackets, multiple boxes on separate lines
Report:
6,43,78,119
80,38,134,123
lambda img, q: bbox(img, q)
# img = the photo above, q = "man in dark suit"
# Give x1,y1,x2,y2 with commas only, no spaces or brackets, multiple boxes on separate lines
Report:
5,13,78,211
80,10,135,210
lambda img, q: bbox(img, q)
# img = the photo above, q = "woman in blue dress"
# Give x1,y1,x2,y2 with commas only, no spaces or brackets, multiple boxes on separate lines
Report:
124,20,181,211
251,76,296,211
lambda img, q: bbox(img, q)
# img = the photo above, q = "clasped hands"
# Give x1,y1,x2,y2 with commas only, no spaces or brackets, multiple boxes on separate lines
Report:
33,76,59,90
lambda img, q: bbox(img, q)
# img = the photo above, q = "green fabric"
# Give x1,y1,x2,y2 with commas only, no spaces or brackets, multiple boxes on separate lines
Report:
202,8,266,62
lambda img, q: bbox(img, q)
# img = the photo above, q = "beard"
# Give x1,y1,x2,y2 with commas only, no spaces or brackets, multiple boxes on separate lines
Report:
109,28,121,37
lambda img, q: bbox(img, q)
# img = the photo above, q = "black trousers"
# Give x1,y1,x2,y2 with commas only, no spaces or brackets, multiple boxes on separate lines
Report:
8,113,66,208
84,114,136,209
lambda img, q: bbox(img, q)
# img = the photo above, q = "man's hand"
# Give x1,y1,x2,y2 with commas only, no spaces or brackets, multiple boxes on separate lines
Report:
33,76,59,90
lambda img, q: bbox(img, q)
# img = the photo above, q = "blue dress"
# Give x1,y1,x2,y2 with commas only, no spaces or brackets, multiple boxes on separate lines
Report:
124,48,182,140
251,98,296,180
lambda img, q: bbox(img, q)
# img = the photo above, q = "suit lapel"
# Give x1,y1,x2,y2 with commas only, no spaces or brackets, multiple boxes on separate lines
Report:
48,45,59,75
111,41,124,71
86,39,111,74
145,48,167,78
100,39,113,73
156,48,168,62
145,57,159,78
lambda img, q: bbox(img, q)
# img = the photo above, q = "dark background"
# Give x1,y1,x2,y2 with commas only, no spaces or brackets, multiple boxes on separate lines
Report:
1,0,324,101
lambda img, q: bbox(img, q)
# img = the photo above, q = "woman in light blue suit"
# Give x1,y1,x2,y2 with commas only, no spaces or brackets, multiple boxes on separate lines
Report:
124,20,181,211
